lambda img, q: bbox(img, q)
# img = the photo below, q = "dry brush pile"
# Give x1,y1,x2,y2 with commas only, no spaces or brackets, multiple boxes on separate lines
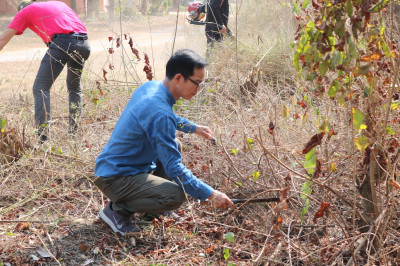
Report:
1,0,400,265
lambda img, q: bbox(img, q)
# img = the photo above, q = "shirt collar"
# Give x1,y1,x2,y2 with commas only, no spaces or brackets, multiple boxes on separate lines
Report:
160,81,176,107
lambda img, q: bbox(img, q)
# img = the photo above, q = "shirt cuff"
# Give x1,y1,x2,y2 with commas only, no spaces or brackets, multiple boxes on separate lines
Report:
198,183,214,202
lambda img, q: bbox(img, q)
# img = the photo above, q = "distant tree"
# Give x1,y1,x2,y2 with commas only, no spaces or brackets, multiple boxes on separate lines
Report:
141,0,149,15
108,0,114,22
172,0,179,9
70,0,77,12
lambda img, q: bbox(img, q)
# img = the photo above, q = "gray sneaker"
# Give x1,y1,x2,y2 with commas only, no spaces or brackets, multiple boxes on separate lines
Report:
99,203,141,235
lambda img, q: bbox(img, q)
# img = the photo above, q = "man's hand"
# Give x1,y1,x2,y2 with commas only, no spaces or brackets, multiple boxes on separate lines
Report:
194,125,213,139
219,25,227,34
207,190,234,209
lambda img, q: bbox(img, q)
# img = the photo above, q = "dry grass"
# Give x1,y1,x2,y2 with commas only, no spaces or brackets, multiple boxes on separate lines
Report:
1,0,400,265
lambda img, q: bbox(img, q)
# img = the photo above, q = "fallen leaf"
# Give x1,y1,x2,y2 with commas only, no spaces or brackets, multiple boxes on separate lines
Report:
79,243,90,253
313,201,330,223
205,245,214,253
36,247,52,258
360,53,382,62
390,180,400,189
93,247,100,255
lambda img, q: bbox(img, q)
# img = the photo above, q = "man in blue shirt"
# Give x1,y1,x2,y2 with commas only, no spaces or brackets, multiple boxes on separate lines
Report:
94,49,234,235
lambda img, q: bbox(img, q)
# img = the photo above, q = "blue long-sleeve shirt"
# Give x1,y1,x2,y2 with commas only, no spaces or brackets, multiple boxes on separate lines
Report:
94,81,214,202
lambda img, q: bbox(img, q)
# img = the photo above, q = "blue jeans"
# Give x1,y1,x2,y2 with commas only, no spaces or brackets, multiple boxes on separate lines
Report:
33,35,90,135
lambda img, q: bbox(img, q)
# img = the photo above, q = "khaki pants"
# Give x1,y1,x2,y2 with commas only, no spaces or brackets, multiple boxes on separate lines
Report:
94,140,185,215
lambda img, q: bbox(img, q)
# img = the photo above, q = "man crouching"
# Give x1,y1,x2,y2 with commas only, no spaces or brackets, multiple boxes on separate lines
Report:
94,49,234,235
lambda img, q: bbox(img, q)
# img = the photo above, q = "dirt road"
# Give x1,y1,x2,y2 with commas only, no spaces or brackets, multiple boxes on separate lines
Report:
0,13,206,95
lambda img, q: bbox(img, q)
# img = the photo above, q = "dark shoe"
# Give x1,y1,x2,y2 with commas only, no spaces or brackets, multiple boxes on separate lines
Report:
38,134,47,144
37,127,48,143
99,203,141,235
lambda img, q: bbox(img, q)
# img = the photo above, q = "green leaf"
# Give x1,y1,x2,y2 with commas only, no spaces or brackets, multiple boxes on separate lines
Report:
223,248,230,260
328,80,340,98
354,134,371,152
300,178,313,221
380,39,392,58
233,182,242,187
5,231,14,236
301,198,310,222
224,232,235,243
352,108,365,131
0,118,6,133
364,86,370,97
299,35,308,51
282,104,290,118
252,171,260,181
302,0,311,9
333,20,345,38
301,179,313,199
246,138,255,149
348,38,359,59
319,60,328,77
386,126,396,136
293,52,300,72
231,148,238,155
304,147,316,170
346,0,353,17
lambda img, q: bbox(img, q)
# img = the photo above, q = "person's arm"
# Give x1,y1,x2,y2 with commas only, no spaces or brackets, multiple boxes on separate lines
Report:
0,28,17,51
151,115,213,201
175,114,197,133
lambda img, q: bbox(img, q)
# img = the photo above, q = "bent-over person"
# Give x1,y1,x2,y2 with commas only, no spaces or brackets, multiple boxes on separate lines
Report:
94,49,234,235
0,0,91,141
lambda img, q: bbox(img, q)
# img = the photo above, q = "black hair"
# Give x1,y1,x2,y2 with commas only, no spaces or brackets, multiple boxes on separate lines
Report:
18,0,35,11
165,49,208,80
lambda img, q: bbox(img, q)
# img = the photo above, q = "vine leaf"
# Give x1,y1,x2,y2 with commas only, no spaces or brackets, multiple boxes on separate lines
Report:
302,132,325,154
354,134,371,152
96,81,103,96
282,104,290,118
116,37,121,48
352,108,366,131
312,159,321,179
103,69,108,83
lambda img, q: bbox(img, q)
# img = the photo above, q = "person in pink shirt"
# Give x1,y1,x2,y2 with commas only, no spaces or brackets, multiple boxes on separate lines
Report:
0,0,90,142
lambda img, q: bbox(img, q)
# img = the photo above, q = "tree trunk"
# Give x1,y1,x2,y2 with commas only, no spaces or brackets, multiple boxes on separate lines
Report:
141,0,149,15
172,0,179,9
70,0,77,12
108,0,114,22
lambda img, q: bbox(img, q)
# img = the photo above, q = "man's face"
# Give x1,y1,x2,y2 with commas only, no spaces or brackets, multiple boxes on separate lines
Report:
179,67,206,100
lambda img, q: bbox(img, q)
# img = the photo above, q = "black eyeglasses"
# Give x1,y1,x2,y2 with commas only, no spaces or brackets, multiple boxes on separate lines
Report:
187,77,205,90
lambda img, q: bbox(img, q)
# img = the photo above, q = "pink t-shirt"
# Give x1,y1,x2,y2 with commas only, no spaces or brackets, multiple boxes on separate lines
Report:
8,1,87,43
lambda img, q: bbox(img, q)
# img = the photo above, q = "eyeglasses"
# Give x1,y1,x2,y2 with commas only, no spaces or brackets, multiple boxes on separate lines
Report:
187,77,205,90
